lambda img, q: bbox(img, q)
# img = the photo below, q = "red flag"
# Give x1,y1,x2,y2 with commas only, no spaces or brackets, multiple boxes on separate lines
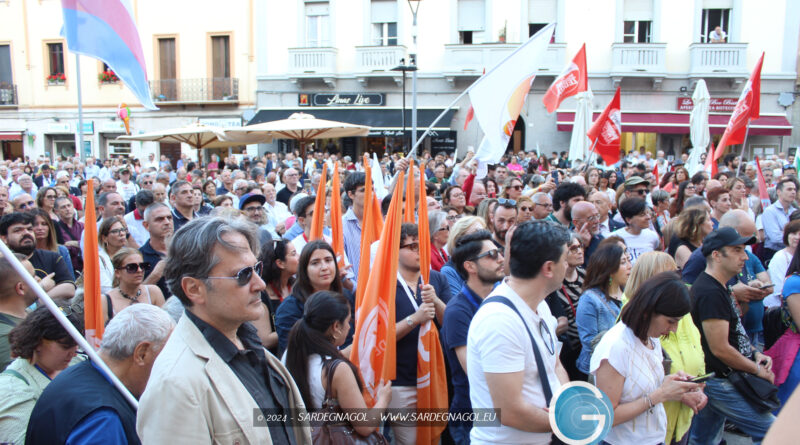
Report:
652,163,659,190
542,43,588,113
705,142,718,177
404,159,416,223
309,163,328,240
84,179,103,348
350,171,403,400
755,157,771,210
714,52,764,160
329,162,345,269
586,87,622,166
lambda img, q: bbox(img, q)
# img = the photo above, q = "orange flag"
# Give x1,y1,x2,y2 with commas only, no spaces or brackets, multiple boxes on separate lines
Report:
309,163,328,240
404,159,416,223
83,179,103,349
355,155,377,308
350,171,403,400
329,162,345,268
414,171,448,445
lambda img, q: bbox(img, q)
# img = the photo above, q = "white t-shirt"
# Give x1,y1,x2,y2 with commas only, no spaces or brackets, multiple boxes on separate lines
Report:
612,227,660,265
590,322,667,445
467,280,561,445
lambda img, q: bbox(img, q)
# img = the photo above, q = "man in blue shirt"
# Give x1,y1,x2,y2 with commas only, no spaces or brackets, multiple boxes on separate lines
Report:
762,178,798,264
442,229,504,443
26,304,174,445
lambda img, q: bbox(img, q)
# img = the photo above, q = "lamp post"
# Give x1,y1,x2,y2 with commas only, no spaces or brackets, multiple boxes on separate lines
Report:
391,59,417,153
408,0,421,158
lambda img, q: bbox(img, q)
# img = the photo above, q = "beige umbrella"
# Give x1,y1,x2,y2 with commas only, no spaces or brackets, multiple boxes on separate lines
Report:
225,112,370,157
117,122,272,150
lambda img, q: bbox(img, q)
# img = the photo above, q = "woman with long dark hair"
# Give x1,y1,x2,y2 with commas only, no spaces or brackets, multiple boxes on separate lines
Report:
274,240,348,354
255,240,299,352
669,207,714,269
575,242,632,376
668,181,695,216
284,291,392,438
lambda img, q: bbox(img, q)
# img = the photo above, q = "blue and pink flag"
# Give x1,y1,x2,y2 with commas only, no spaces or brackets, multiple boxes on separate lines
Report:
61,0,157,110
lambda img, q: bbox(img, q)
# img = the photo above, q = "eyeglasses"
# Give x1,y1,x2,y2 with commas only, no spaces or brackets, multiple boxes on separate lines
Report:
568,244,584,253
539,319,555,355
437,225,450,232
578,214,600,222
19,201,34,209
243,206,265,213
519,206,532,212
633,189,648,196
118,262,150,273
446,214,463,222
534,202,553,209
470,248,501,261
45,194,56,199
59,303,83,318
400,242,420,252
109,228,128,236
497,198,517,207
510,185,523,191
207,261,263,286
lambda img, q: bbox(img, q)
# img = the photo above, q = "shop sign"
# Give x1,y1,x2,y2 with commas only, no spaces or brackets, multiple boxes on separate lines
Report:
82,122,94,135
299,93,385,107
100,121,127,133
198,118,242,128
46,123,71,133
430,131,457,153
676,97,739,112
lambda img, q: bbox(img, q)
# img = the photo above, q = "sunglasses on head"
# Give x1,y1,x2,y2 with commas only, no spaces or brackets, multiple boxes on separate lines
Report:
118,262,150,273
207,261,263,286
497,198,517,207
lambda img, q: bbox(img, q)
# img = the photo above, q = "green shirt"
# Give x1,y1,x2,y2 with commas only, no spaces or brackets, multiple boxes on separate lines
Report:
0,313,24,372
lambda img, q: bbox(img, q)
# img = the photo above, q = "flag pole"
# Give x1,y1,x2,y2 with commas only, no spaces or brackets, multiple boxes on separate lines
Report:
0,240,139,409
735,121,752,177
582,138,599,173
73,54,85,163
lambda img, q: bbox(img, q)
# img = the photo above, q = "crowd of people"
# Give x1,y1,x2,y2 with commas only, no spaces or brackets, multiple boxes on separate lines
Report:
0,145,798,444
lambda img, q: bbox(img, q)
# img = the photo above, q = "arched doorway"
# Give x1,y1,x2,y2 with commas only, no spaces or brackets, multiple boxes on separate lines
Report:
505,115,526,155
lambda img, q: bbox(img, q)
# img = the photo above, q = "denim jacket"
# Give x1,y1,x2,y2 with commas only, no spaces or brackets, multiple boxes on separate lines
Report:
576,287,622,374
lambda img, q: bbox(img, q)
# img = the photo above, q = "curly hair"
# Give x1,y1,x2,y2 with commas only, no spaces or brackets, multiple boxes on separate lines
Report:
673,207,709,245
9,304,83,359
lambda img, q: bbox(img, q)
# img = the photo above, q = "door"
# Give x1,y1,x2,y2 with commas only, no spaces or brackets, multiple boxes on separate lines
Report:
211,36,230,100
160,142,182,169
158,38,177,100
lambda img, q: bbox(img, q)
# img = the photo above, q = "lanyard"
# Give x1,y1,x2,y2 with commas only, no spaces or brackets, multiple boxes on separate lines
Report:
397,272,421,311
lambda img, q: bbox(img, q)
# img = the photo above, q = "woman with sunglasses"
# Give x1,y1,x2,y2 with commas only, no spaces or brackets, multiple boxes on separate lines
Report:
516,196,534,224
501,176,524,201
256,240,299,353
428,211,451,272
442,185,469,215
275,240,351,355
102,247,165,324
0,304,82,445
36,186,59,221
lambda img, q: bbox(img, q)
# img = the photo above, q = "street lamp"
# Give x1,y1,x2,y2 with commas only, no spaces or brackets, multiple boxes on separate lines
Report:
391,59,417,153
407,0,422,156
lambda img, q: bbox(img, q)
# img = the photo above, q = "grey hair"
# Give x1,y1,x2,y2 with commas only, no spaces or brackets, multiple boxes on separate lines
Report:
99,304,174,360
137,172,154,185
232,179,249,192
428,210,448,242
530,175,545,187
143,202,170,221
651,189,670,205
532,192,550,204
165,216,260,306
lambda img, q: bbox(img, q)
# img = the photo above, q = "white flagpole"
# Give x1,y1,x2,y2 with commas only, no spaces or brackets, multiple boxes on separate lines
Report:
73,54,85,162
0,240,139,409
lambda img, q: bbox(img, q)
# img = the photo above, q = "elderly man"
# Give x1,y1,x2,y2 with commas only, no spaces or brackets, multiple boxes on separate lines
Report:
169,180,197,232
10,174,37,199
0,185,10,218
263,182,291,238
571,200,603,265
11,193,34,212
101,178,118,194
277,168,301,206
141,203,173,299
138,217,311,444
590,191,621,236
531,192,553,221
26,304,174,444
239,193,274,245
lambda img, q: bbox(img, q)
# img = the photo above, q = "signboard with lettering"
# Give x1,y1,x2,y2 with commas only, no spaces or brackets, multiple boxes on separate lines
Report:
299,93,385,107
82,122,94,135
676,97,739,112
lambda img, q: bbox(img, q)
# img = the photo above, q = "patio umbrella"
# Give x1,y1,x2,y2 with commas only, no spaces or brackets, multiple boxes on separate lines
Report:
568,87,594,164
226,112,370,158
686,79,711,176
117,122,272,150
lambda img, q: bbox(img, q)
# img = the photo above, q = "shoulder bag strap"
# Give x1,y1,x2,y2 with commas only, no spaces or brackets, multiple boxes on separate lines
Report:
323,358,343,402
483,296,553,405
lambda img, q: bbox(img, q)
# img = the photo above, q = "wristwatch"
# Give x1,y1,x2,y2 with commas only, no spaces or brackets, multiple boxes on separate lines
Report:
406,316,414,326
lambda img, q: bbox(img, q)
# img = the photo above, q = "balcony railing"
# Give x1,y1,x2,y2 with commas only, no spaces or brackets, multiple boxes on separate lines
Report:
149,78,239,103
288,47,338,74
689,43,748,77
611,43,667,75
355,45,406,72
442,43,565,75
0,84,17,106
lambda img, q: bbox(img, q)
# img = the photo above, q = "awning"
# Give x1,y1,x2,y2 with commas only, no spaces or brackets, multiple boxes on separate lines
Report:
247,108,457,135
556,112,792,136
0,132,23,141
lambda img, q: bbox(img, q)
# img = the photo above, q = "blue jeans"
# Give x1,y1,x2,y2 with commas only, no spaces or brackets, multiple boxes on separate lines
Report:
748,331,765,352
688,377,775,445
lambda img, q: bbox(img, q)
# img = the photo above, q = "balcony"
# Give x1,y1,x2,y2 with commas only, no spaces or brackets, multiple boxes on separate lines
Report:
689,43,748,84
149,78,239,105
354,45,407,86
0,84,17,107
610,43,667,88
288,47,338,87
442,43,566,86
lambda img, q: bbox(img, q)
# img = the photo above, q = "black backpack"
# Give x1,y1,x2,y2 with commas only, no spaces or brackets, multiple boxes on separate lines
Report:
763,305,788,351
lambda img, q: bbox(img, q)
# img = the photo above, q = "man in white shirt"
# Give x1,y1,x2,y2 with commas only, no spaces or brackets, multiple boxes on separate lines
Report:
124,190,154,247
709,26,727,43
262,182,291,238
467,221,570,444
612,197,660,265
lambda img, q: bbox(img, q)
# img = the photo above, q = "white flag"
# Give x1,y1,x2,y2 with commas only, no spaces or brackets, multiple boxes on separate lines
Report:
471,23,554,165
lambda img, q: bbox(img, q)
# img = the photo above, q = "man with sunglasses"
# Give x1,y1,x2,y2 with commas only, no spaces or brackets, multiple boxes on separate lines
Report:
11,193,34,212
443,230,504,442
571,201,604,266
139,217,311,445
531,192,553,221
391,222,451,445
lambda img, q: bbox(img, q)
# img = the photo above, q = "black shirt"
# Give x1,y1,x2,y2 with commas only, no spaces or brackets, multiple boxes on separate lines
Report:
29,249,74,286
184,310,294,445
139,240,169,298
691,271,754,377
276,186,298,207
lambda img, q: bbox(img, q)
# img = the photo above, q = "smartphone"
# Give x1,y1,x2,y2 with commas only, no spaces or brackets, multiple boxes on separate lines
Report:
690,372,715,383
758,284,775,290
551,171,559,186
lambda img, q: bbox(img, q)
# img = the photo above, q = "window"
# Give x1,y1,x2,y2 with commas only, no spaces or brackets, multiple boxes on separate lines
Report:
156,37,176,100
701,8,731,42
305,1,330,47
211,35,231,99
528,0,556,41
47,42,64,76
457,0,484,44
371,0,398,46
0,45,11,87
622,0,653,42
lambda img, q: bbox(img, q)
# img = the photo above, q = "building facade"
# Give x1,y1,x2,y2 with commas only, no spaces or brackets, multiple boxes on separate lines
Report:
0,0,258,164
254,0,799,160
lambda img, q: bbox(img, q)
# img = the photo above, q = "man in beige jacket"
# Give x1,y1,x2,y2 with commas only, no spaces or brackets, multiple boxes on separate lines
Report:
137,217,311,444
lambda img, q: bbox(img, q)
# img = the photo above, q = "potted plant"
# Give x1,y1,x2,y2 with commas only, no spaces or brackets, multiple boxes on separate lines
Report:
98,69,120,84
498,21,507,43
47,73,66,85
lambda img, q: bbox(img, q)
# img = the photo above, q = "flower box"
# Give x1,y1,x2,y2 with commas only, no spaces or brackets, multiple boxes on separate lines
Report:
98,70,120,84
46,73,66,85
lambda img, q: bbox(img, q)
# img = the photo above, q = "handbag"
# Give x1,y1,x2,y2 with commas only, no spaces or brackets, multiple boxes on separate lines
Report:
311,358,387,445
728,369,781,413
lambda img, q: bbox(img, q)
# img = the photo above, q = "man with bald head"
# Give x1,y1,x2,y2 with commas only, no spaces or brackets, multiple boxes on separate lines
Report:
101,178,117,194
276,168,300,206
11,193,35,212
571,201,603,266
590,191,623,236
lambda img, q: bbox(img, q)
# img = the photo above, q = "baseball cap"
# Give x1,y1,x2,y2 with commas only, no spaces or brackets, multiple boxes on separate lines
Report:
624,176,649,188
238,193,266,210
701,227,756,257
